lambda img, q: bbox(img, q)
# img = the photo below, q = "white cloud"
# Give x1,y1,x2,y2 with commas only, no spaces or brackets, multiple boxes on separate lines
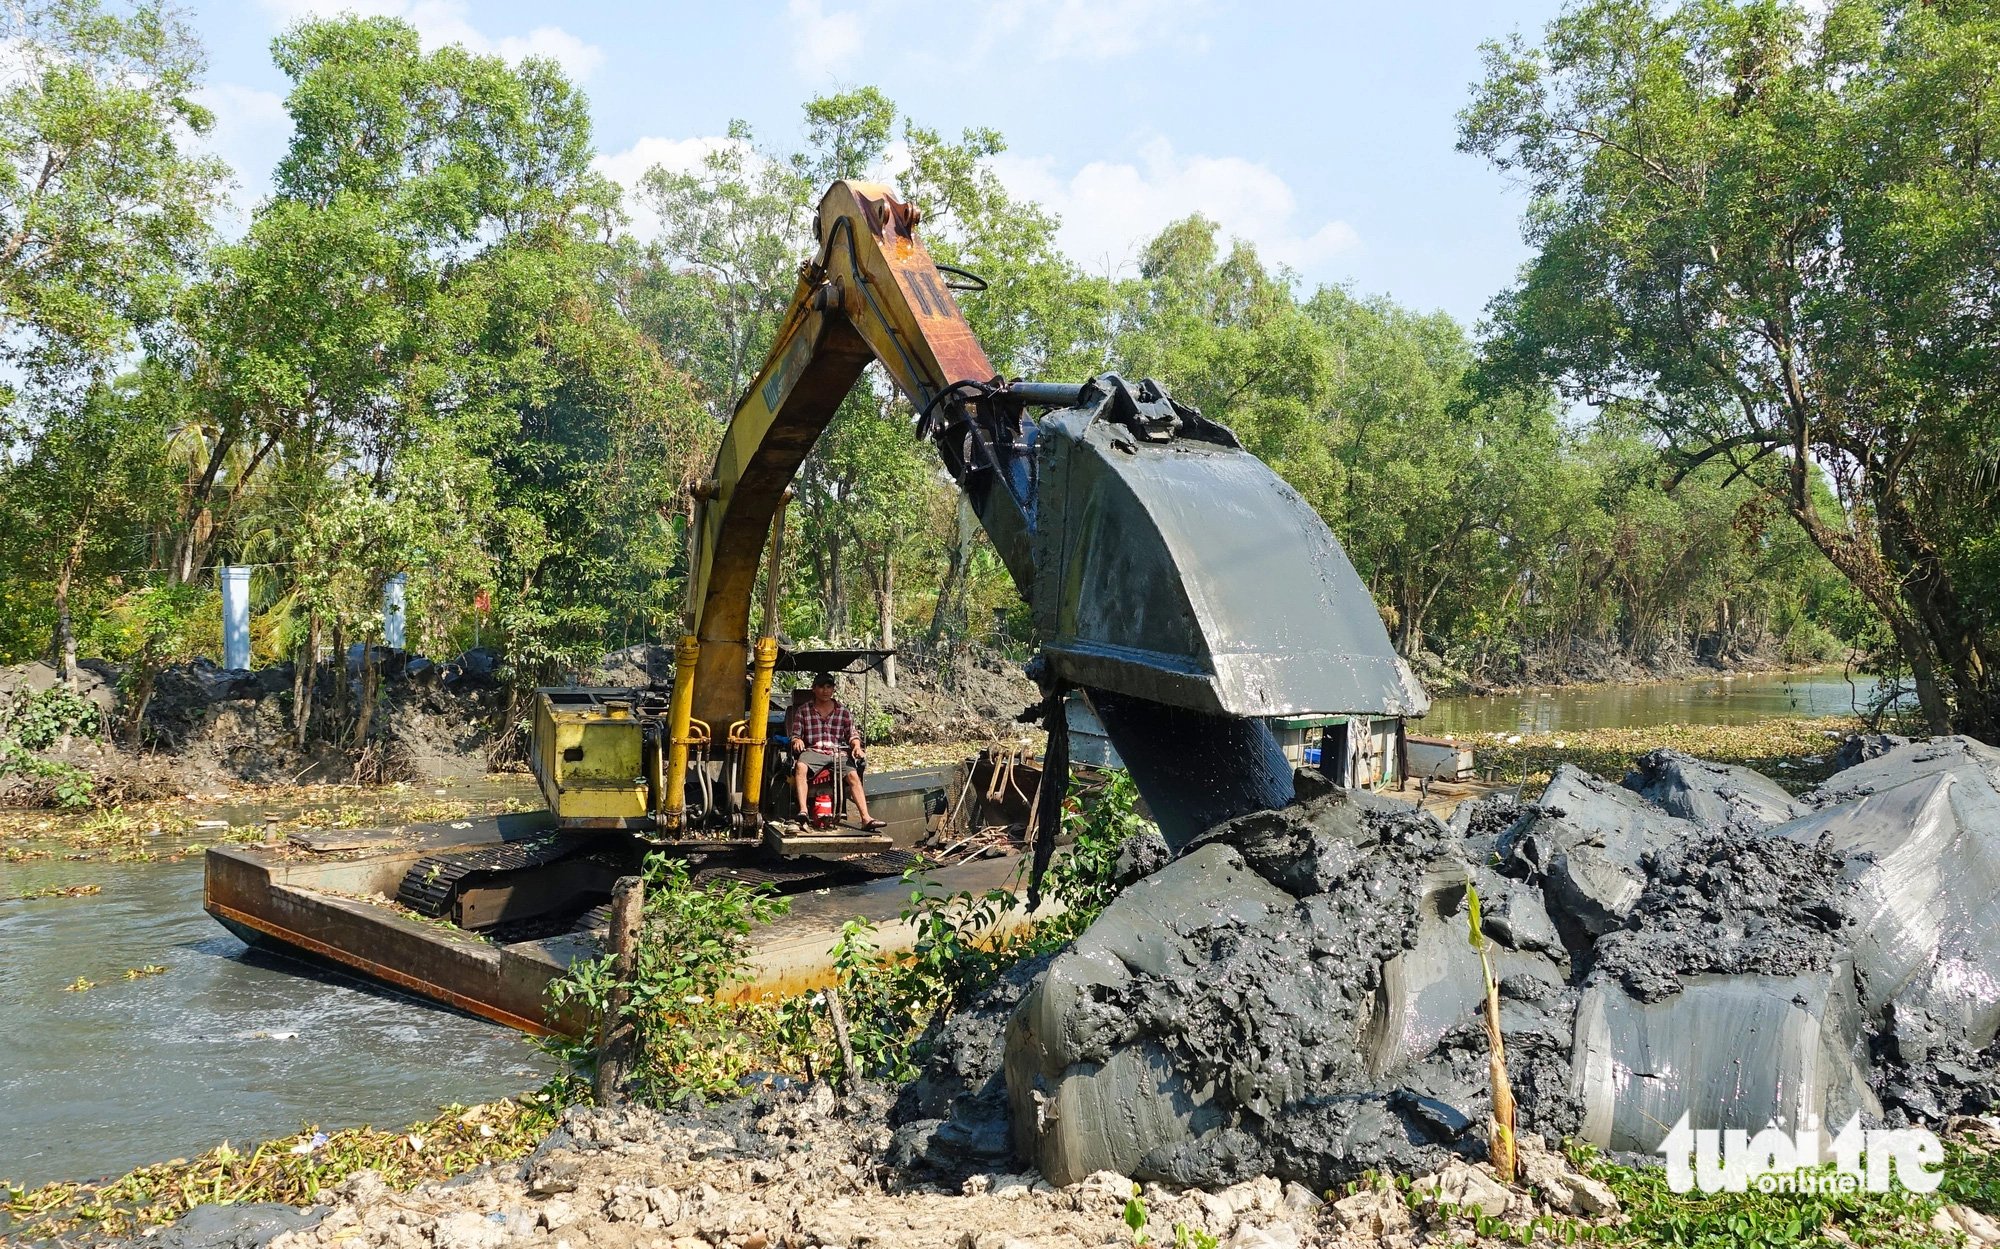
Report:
592,135,745,239
194,81,292,225
992,137,1359,277
785,0,864,79
491,26,604,80
975,0,1209,61
255,0,604,81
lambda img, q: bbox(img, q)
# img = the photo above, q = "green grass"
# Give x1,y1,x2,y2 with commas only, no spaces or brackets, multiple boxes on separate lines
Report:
1,1082,577,1241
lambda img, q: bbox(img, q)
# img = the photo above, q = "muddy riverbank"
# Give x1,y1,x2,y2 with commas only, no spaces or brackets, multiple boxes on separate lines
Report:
12,733,2000,1248
0,715,1868,1189
1409,633,1865,700
0,663,1974,1246
0,644,1042,813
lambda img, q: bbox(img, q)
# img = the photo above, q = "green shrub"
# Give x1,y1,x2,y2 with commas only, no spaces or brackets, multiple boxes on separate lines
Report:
544,854,790,1105
1037,768,1151,942
0,684,102,749
827,768,1156,1080
829,882,1030,1081
545,769,1160,1099
0,685,102,807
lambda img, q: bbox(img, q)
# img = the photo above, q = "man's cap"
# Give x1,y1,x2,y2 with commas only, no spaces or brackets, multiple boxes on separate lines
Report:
811,671,836,687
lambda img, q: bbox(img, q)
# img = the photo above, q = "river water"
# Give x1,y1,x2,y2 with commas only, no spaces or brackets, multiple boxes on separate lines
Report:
1424,665,1891,736
0,832,553,1190
0,666,1885,1191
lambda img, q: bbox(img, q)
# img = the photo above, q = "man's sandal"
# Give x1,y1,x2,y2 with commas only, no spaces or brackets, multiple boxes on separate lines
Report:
861,818,887,831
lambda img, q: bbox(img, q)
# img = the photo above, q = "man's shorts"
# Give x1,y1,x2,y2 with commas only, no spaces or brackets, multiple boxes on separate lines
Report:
797,749,864,776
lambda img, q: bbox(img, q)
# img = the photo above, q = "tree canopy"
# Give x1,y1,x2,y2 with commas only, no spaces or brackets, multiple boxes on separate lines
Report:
1460,0,2000,733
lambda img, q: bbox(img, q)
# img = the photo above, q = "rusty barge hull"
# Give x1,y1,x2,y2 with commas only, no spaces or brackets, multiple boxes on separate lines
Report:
204,763,1039,1037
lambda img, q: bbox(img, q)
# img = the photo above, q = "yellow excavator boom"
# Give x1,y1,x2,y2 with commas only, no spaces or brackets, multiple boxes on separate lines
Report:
683,181,995,739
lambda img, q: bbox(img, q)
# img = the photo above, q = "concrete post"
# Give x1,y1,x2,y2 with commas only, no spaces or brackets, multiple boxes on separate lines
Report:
382,574,407,650
221,566,251,671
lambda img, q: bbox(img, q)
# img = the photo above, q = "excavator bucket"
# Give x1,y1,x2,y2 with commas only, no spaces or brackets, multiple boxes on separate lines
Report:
1030,377,1429,722
1013,376,1427,847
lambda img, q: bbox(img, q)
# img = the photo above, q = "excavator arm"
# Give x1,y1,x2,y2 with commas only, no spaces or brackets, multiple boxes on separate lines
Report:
682,182,1015,736
664,180,1428,845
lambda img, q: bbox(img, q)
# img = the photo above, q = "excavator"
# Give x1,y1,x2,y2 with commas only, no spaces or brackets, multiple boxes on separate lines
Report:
206,180,1426,1019
514,179,1425,865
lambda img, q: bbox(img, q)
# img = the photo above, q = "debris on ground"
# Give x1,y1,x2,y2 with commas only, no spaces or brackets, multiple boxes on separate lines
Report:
230,1091,1625,1249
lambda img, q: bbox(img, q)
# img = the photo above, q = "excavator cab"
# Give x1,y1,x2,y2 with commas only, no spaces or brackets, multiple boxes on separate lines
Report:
527,647,900,840
767,649,892,831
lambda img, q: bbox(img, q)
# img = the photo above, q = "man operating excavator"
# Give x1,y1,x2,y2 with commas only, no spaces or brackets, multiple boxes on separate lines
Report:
786,672,884,830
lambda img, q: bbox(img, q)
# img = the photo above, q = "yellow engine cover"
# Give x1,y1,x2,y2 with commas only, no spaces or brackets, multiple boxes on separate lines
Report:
531,688,653,825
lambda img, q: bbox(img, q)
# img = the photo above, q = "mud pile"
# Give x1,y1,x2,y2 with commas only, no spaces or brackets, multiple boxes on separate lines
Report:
966,738,2000,1191
856,644,1040,747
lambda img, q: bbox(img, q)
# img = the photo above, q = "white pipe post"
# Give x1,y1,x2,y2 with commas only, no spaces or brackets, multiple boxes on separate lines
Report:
221,566,251,671
383,574,407,651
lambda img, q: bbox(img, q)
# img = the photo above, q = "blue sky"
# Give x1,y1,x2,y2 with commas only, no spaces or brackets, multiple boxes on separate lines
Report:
188,0,1567,328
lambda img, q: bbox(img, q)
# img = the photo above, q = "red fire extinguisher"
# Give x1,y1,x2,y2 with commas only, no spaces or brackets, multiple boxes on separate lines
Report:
812,791,833,825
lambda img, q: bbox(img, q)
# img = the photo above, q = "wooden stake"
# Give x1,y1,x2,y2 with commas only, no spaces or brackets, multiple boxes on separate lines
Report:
1468,886,1518,1183
825,983,858,1089
594,875,645,1105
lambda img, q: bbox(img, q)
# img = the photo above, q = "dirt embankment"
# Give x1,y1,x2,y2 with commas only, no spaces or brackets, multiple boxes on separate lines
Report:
0,645,1038,807
591,642,1041,749
0,652,509,804
861,647,1041,747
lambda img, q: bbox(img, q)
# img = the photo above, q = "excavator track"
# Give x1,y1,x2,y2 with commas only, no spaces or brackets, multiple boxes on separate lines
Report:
396,832,628,922
397,835,930,932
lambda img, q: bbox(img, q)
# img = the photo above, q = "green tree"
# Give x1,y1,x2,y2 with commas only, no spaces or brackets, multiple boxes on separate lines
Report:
1460,0,2000,733
0,0,223,689
0,379,177,683
130,15,699,750
0,0,223,391
628,88,1110,660
634,122,812,414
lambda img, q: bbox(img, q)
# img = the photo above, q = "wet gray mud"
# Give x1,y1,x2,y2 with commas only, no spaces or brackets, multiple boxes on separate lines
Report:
901,737,2000,1192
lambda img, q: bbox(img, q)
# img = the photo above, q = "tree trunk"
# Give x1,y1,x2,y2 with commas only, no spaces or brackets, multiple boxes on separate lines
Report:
1803,531,1949,732
293,612,320,750
351,643,379,752
1776,453,1952,733
123,669,156,743
1878,498,1995,737
51,525,87,692
594,875,645,1103
328,621,348,733
827,534,848,643
926,543,964,649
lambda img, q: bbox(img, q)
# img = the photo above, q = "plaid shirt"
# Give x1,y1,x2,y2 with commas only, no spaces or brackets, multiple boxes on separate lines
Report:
791,701,856,754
